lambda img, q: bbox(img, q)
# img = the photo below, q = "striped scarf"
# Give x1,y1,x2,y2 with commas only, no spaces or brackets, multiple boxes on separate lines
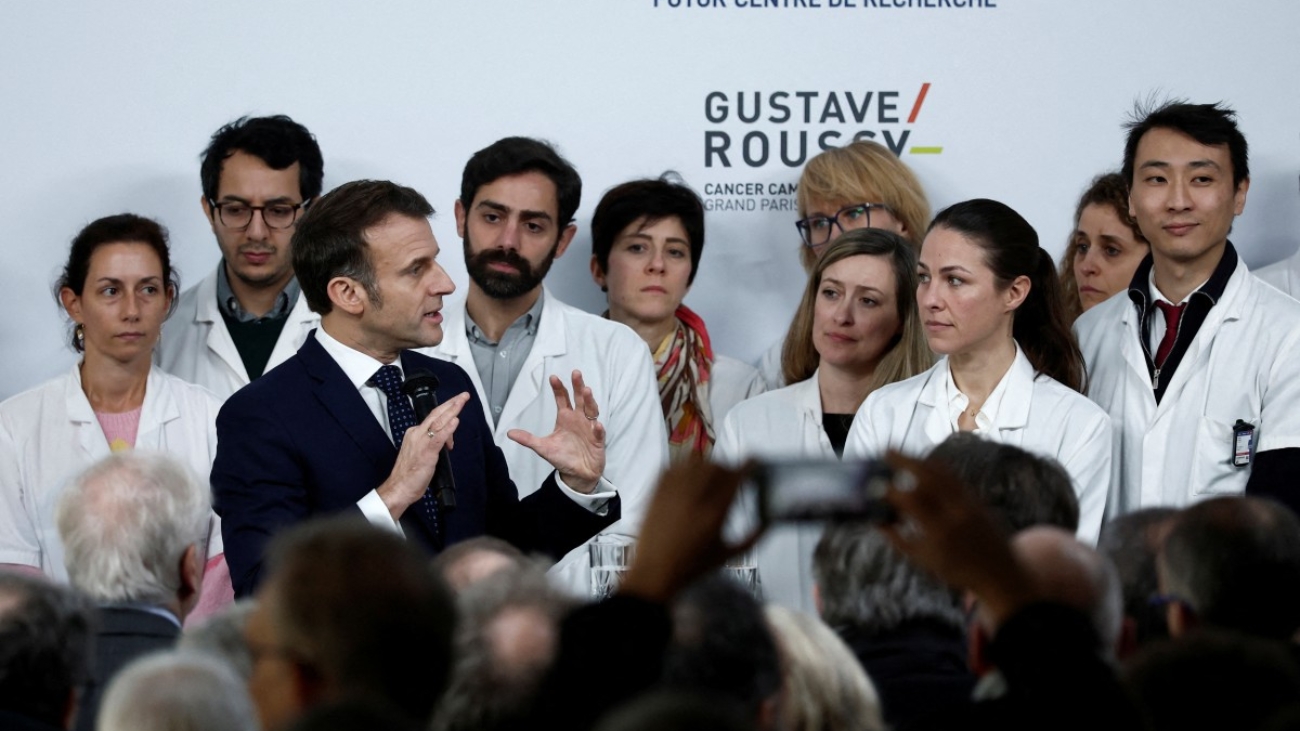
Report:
655,306,716,460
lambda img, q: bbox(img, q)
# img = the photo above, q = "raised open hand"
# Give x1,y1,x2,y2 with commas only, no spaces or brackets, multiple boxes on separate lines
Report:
507,370,606,493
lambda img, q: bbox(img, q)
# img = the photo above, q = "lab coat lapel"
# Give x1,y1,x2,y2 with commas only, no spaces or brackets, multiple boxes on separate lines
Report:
916,363,952,446
437,304,491,427
993,351,1034,447
795,373,835,458
195,272,249,382
495,294,564,440
134,367,181,448
64,366,110,463
264,292,318,369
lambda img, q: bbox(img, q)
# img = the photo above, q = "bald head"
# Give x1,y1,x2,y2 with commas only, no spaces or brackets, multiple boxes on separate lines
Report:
1011,526,1123,654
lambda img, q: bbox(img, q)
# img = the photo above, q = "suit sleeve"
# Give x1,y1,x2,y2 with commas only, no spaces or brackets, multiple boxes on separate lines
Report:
211,393,312,597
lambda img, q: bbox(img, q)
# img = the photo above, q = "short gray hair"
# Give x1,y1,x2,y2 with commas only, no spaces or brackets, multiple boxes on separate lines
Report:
56,452,210,604
178,599,257,680
96,651,257,731
813,522,964,634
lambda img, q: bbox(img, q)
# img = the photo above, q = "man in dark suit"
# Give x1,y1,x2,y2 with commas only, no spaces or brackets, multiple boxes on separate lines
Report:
54,452,210,731
212,179,619,597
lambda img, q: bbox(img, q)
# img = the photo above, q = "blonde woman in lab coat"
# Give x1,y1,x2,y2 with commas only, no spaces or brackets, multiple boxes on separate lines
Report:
715,229,933,611
846,199,1111,543
0,214,232,619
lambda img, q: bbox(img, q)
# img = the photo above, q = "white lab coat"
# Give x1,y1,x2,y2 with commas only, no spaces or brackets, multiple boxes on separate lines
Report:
714,371,835,613
156,267,320,400
755,338,787,391
710,354,767,423
423,288,669,593
1076,259,1300,516
0,365,222,580
845,348,1111,543
1256,252,1300,299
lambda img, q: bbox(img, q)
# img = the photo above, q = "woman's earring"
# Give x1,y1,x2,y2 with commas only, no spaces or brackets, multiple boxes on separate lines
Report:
74,324,85,351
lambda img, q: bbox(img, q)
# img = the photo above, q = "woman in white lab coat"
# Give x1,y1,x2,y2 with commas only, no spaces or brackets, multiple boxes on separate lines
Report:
846,199,1111,542
0,214,232,618
715,229,933,611
590,175,765,461
757,140,933,389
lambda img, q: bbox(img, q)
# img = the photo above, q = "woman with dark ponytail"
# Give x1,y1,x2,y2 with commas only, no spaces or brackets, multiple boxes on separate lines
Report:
845,199,1111,542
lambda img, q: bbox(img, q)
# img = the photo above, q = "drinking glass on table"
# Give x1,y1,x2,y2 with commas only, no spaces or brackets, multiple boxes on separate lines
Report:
589,535,636,600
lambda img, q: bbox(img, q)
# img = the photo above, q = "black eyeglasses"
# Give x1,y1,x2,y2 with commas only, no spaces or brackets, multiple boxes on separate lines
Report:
795,203,893,249
209,199,310,230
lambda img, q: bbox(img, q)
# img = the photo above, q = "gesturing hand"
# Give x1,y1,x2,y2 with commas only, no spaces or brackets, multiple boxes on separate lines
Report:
508,370,606,493
376,392,471,519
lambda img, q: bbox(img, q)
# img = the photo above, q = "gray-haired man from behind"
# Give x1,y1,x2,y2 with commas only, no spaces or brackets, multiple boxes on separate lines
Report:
55,452,211,731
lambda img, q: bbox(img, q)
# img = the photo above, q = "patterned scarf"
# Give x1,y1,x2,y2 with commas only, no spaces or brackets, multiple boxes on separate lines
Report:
655,306,716,460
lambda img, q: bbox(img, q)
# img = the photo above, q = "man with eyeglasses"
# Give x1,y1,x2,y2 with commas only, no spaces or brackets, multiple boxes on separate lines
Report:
157,115,324,399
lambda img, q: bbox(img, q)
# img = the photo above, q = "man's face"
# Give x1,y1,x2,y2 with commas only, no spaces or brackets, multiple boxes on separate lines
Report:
245,582,309,731
202,150,304,294
354,214,456,358
1128,127,1248,268
455,171,576,300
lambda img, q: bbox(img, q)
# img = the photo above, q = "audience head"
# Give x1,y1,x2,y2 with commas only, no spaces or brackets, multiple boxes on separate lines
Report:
0,571,94,730
1122,101,1248,268
595,691,755,731
1009,527,1124,656
55,213,178,354
924,198,1086,392
56,452,209,618
245,517,456,731
178,599,258,680
432,562,576,731
1124,630,1300,731
431,536,527,593
795,140,931,270
456,137,580,302
781,228,932,388
1058,172,1149,320
1157,496,1300,641
289,176,441,316
813,521,964,637
97,651,258,731
763,605,886,731
927,432,1080,534
200,115,324,300
1097,507,1178,653
663,576,782,727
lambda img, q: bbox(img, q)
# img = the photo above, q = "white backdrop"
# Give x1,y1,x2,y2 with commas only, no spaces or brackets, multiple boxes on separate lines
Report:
2,0,1298,401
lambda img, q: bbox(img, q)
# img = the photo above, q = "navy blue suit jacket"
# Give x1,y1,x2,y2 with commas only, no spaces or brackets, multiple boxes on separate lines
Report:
212,331,619,597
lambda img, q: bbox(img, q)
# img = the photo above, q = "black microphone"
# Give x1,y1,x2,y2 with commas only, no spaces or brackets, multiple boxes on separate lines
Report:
401,369,457,511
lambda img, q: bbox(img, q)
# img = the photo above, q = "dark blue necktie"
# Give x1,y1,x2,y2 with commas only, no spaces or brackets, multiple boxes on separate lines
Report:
371,364,441,544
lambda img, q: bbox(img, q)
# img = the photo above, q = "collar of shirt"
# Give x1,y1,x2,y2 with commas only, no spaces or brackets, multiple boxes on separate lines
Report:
216,263,301,323
101,602,181,629
466,289,545,346
316,326,402,389
942,343,1019,434
316,327,405,441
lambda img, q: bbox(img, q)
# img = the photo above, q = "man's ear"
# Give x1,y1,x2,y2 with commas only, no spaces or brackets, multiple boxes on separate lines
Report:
1233,176,1250,216
454,199,468,239
553,223,578,260
327,277,367,316
176,543,203,616
201,195,218,233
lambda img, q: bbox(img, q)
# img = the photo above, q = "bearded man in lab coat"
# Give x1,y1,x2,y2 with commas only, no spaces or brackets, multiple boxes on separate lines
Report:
423,137,667,591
